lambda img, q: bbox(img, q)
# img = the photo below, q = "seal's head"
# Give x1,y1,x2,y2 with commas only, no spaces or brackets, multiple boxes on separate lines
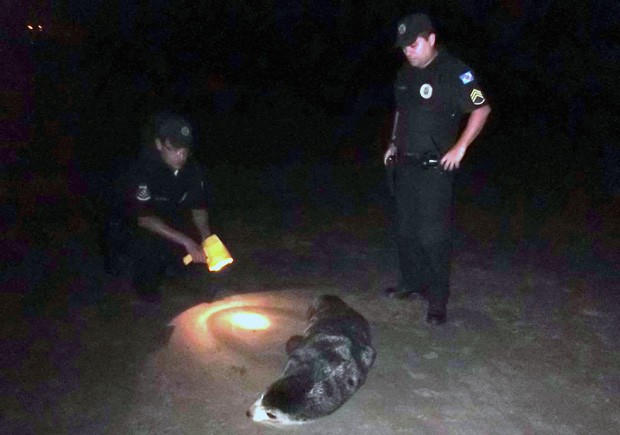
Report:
246,375,314,426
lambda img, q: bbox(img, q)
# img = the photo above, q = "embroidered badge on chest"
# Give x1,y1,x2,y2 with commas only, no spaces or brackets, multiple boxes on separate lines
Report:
136,184,151,201
420,83,433,99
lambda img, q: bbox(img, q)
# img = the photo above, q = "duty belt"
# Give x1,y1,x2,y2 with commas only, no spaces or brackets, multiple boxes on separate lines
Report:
395,151,441,169
396,152,423,164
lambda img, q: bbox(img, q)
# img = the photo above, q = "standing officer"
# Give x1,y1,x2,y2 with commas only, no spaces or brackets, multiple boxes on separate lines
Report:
105,112,212,302
383,13,491,324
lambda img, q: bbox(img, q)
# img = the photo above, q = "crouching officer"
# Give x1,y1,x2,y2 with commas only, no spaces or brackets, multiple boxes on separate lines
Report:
382,13,491,324
105,112,212,302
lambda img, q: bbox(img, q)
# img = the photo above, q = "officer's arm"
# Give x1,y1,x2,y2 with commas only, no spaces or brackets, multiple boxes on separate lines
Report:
138,215,206,262
441,104,491,171
191,208,211,241
384,109,402,166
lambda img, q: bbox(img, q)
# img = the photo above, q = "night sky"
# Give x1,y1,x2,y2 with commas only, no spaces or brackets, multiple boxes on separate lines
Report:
2,0,619,200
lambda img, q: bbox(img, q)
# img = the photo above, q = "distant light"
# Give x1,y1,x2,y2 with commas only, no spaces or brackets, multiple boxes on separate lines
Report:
229,312,270,330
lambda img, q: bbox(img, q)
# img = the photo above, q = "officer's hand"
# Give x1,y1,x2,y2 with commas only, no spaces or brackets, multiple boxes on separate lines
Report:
440,144,467,171
383,144,397,166
185,239,207,264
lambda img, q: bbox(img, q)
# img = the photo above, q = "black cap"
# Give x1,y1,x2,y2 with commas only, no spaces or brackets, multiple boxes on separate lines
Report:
395,13,435,48
154,112,193,148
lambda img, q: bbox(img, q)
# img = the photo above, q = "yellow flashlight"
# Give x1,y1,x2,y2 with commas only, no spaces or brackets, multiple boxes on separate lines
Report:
183,234,233,272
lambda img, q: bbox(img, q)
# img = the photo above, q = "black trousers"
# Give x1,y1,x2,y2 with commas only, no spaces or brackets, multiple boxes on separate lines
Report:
105,213,201,294
129,227,186,294
394,164,455,309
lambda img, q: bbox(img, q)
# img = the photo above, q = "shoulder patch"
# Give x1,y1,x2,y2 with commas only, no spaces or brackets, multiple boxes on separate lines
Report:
136,184,151,202
459,71,474,85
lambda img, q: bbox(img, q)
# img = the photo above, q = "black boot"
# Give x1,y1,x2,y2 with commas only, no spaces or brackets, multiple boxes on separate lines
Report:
426,304,447,325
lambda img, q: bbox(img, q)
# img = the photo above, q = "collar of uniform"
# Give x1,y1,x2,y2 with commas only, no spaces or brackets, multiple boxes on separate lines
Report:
424,48,448,70
139,148,191,176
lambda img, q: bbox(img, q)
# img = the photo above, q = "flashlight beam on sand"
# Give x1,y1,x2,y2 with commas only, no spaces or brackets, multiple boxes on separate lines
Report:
228,312,271,330
170,294,305,364
194,302,272,337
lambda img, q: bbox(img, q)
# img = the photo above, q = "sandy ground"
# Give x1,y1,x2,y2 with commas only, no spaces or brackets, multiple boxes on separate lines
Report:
1,169,619,434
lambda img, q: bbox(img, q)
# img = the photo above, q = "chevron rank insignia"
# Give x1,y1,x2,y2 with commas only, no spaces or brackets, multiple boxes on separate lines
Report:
470,89,486,105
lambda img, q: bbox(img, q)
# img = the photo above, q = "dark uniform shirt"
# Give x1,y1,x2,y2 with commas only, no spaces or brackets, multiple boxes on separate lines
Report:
394,49,488,155
121,150,207,226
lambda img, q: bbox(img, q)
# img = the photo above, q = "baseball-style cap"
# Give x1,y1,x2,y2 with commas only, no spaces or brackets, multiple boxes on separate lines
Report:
154,112,194,148
395,13,435,48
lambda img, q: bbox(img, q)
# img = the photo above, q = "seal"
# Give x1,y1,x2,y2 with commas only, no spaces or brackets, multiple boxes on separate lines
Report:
247,295,376,426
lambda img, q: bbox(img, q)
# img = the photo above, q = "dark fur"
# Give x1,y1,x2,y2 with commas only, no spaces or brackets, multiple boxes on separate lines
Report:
247,295,376,425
